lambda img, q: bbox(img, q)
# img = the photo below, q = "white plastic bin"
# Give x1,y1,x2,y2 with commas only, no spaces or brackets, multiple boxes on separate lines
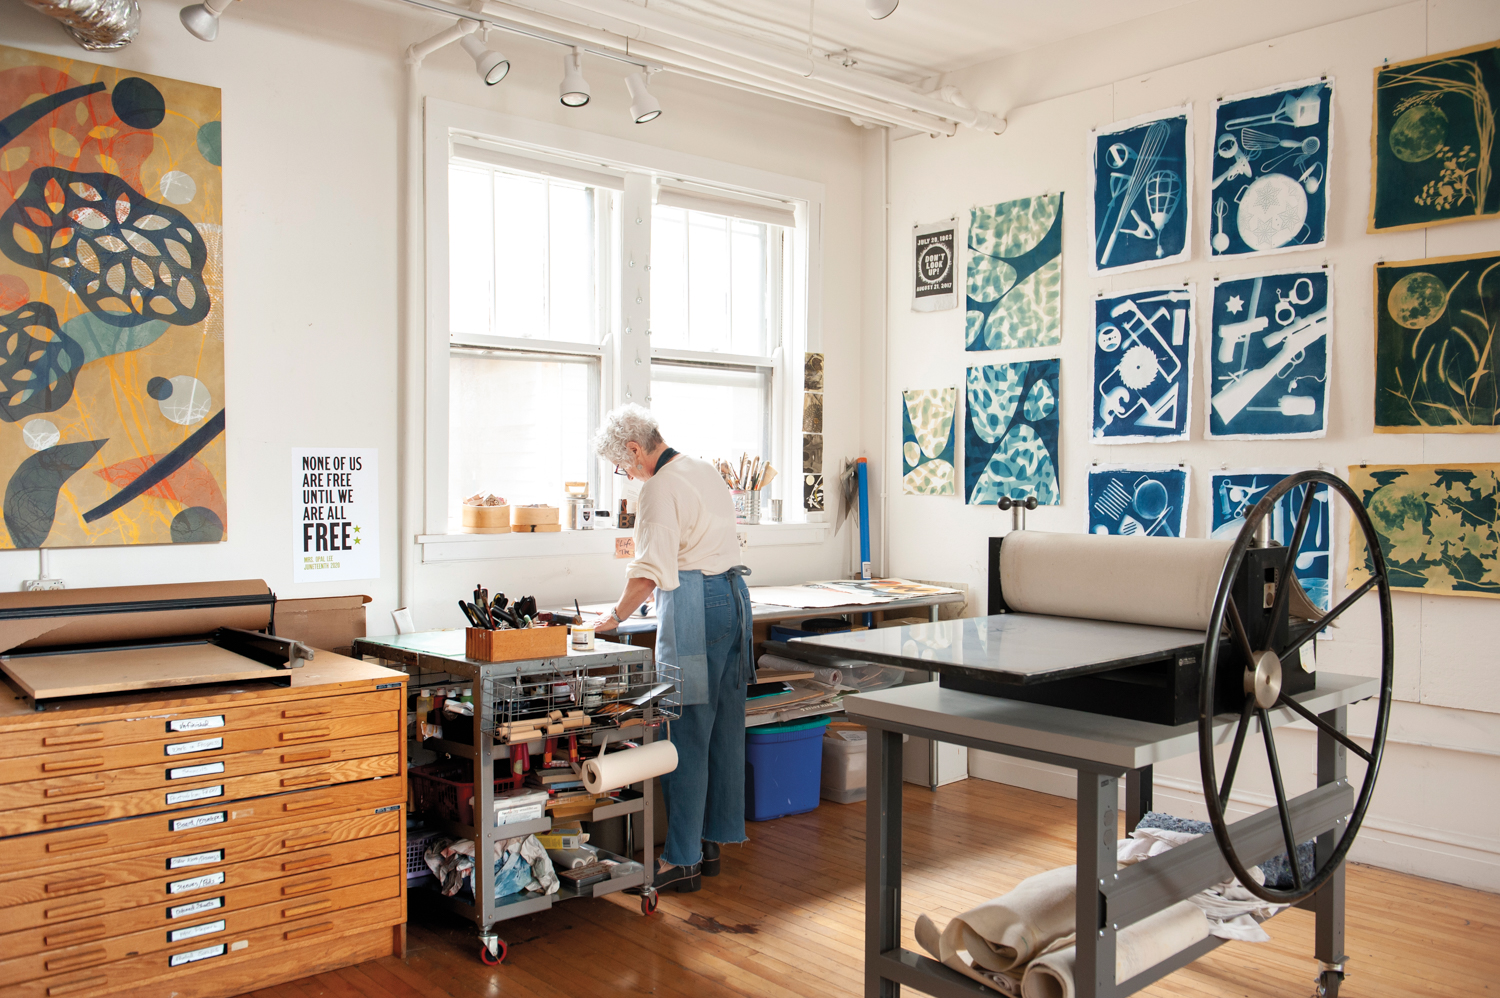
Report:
821,728,868,803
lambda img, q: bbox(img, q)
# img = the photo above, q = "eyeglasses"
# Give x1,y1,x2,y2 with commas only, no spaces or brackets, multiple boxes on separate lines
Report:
613,465,627,477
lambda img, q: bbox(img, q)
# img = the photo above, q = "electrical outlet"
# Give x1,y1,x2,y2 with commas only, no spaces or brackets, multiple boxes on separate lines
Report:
22,578,65,591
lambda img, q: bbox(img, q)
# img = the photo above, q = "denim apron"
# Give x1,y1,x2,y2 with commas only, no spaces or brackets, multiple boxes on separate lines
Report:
655,566,754,705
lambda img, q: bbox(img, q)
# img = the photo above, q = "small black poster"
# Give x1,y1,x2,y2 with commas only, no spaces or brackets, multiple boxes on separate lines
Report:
913,218,957,311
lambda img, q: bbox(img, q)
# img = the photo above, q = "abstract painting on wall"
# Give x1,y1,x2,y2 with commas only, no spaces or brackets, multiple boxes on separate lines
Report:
1208,270,1331,439
1091,286,1195,443
803,351,824,511
1211,79,1333,257
1088,466,1188,537
0,45,225,549
901,387,956,495
1211,470,1332,611
1090,106,1192,274
1371,41,1500,232
1374,252,1498,433
965,194,1062,350
1347,463,1499,599
964,359,1059,506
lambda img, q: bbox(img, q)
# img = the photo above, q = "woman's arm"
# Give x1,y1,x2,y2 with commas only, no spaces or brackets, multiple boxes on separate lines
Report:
596,575,657,633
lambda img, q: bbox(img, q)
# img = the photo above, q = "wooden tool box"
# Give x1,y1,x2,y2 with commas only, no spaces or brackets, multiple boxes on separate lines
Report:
0,655,407,998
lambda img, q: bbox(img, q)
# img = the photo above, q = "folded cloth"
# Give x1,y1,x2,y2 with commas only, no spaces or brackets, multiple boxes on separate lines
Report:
424,834,560,899
914,865,1077,986
1020,900,1209,998
1118,819,1285,941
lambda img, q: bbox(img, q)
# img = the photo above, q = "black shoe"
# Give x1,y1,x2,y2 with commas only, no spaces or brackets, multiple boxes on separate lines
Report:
653,861,701,893
701,841,721,877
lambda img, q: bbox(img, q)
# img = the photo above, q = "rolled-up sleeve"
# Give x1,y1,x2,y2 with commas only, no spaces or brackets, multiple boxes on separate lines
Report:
626,484,680,590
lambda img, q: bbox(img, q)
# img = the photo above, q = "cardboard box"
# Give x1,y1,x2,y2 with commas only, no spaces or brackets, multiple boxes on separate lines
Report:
275,594,371,657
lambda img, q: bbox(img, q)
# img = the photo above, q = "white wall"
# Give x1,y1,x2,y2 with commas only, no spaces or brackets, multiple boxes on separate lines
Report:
879,0,1500,891
0,0,869,626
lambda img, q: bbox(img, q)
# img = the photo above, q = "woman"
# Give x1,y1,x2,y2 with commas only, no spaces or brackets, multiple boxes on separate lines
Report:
593,404,753,894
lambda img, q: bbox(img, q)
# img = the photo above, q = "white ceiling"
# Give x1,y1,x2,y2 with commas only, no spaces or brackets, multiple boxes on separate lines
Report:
641,0,1198,84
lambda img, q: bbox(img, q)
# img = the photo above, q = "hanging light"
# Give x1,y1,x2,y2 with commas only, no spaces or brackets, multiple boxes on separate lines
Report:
625,72,661,124
560,47,590,107
866,0,898,18
459,31,510,85
179,0,232,41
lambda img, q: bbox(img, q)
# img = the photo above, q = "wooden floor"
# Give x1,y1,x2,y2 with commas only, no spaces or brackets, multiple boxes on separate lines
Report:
241,778,1500,998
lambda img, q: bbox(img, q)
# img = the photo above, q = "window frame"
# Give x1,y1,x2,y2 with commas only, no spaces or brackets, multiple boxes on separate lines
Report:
422,98,823,540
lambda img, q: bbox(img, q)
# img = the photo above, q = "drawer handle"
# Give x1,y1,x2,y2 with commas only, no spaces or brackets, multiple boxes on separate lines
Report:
281,748,332,764
282,833,333,849
45,834,109,853
284,920,335,941
283,876,334,896
42,731,105,747
281,774,334,787
281,707,333,718
45,783,107,799
47,975,108,996
43,807,107,824
281,853,333,872
281,898,333,919
44,923,107,947
45,948,109,972
46,875,106,894
45,900,105,920
280,727,332,742
41,757,106,773
282,797,333,812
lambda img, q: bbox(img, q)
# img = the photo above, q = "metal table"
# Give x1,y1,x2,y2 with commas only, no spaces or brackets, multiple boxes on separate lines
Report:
353,631,664,954
561,589,967,637
790,618,1375,998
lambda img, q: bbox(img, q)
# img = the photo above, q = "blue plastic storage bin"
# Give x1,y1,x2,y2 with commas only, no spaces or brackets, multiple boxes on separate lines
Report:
745,717,830,821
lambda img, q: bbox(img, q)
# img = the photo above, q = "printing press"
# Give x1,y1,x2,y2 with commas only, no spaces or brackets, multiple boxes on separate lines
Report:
768,471,1394,998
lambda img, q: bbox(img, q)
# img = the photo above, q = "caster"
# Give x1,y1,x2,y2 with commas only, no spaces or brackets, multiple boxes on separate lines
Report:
479,937,507,965
640,890,659,915
1315,966,1344,997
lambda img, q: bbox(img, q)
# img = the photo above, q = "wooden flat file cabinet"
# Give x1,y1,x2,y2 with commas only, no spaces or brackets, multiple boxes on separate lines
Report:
0,656,408,998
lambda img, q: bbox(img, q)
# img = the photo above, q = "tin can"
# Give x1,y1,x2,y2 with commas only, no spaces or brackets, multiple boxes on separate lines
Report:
563,497,595,530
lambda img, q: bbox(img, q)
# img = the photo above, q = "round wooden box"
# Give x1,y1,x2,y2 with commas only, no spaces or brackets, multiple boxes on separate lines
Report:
461,503,510,533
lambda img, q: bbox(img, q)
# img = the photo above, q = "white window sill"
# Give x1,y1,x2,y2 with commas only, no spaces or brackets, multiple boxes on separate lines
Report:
418,522,829,563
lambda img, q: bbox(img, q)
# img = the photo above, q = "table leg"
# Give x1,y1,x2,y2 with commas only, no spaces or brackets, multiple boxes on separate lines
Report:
928,605,941,623
1313,706,1348,996
476,698,496,929
867,726,903,998
1125,766,1152,833
1076,771,1118,998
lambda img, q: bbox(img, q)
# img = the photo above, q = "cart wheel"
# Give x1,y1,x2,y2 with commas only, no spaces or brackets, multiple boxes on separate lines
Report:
1315,967,1344,997
479,937,507,965
641,891,658,915
1199,470,1395,906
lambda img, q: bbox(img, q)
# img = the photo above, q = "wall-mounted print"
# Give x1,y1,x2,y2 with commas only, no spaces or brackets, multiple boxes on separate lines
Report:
913,217,957,312
1208,270,1331,439
965,194,1062,350
803,351,824,510
1091,286,1195,443
1372,40,1500,232
964,359,1059,506
1347,462,1499,599
1090,106,1192,274
1211,469,1332,611
901,387,956,495
1374,252,1498,433
0,45,225,549
1088,466,1189,537
1211,79,1333,257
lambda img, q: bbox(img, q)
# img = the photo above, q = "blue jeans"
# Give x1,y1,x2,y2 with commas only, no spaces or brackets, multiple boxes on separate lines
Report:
659,571,748,867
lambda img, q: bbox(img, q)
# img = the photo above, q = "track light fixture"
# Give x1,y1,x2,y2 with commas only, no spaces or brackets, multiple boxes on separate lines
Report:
179,0,232,41
560,48,590,107
625,71,662,124
459,31,510,85
866,0,898,18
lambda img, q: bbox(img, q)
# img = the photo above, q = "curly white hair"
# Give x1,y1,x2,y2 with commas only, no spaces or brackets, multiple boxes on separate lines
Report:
594,403,665,466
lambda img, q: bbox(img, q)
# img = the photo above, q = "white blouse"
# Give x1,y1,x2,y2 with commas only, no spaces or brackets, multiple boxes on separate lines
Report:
626,454,741,591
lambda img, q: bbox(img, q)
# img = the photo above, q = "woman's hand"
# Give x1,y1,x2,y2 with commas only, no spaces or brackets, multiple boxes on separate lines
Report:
595,611,618,635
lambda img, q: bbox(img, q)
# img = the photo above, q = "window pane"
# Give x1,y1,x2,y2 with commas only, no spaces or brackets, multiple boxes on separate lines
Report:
650,205,688,349
687,211,731,352
649,363,765,463
548,182,594,342
731,219,766,355
449,353,595,510
492,172,547,338
449,166,493,337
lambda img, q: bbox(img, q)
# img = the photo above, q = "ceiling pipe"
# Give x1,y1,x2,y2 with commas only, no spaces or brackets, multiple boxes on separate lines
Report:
499,0,1006,132
20,0,139,51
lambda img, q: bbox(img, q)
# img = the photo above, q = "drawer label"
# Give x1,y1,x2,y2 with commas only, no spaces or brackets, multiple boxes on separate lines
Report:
376,682,402,690
168,919,226,943
169,942,226,967
166,736,224,756
168,870,225,895
167,785,224,806
168,849,224,870
374,804,401,814
169,715,226,733
168,761,226,781
168,896,224,920
171,810,227,832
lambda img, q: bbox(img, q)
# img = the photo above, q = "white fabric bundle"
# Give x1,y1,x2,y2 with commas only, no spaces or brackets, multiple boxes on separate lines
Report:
914,866,1077,991
1019,901,1209,998
1116,826,1286,942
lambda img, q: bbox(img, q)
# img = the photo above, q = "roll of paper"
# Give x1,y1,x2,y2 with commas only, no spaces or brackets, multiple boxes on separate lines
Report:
808,665,843,688
582,739,679,794
1000,532,1233,632
1020,899,1209,998
545,848,598,869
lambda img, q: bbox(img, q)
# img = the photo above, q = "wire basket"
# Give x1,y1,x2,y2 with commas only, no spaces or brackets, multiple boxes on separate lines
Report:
408,759,523,826
480,656,679,737
407,830,439,880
